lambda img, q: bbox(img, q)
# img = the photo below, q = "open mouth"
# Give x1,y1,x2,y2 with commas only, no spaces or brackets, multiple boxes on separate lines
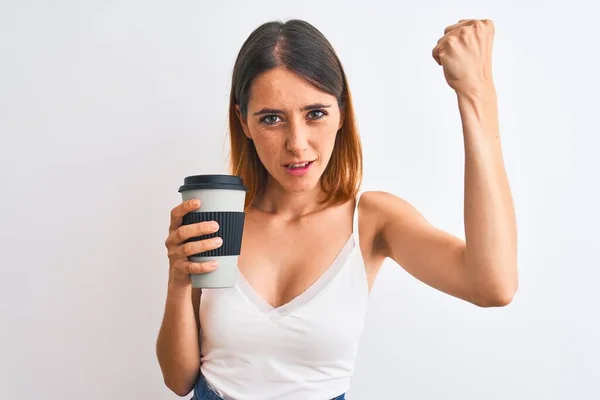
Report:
283,160,315,175
285,160,314,169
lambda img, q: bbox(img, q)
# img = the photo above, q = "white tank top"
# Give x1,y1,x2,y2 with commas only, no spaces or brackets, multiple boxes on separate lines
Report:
198,191,369,400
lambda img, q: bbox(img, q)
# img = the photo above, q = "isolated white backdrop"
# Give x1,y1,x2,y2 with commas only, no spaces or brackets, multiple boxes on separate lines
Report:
1,0,597,399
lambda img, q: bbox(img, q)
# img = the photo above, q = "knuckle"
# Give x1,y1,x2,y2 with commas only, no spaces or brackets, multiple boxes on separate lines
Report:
199,240,211,252
183,242,195,256
173,260,187,274
178,225,187,240
186,262,195,274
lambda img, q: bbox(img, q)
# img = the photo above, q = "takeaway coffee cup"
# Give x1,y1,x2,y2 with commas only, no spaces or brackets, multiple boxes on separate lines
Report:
178,175,247,288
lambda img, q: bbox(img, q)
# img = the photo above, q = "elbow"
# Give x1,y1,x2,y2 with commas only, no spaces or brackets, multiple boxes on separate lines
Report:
477,289,516,307
163,376,195,397
156,344,199,396
158,359,196,397
474,275,519,308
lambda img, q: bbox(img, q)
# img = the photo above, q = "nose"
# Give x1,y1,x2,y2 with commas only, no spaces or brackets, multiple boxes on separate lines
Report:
285,119,309,155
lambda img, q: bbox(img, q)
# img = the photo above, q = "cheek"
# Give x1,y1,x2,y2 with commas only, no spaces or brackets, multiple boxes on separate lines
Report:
250,130,282,162
318,123,339,153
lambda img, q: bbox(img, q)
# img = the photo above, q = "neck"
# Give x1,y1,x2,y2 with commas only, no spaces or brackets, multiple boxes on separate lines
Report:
251,177,327,219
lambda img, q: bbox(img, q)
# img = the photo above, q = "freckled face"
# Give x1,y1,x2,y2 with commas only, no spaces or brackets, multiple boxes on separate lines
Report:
237,67,343,192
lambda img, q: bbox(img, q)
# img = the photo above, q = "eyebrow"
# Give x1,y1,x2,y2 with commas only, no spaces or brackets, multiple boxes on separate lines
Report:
252,103,332,116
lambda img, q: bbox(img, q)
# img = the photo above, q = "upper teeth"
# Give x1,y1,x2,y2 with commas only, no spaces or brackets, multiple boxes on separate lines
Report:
289,162,308,168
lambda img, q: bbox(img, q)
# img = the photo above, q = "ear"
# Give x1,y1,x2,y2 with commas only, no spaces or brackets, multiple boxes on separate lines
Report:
236,105,252,139
338,111,345,131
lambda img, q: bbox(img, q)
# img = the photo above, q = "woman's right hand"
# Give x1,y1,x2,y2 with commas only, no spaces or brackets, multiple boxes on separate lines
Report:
165,199,223,287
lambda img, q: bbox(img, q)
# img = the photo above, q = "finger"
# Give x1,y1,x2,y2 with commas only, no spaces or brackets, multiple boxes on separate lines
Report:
166,220,220,247
169,199,201,232
444,20,474,35
178,237,223,258
432,29,452,65
432,43,443,65
178,260,219,275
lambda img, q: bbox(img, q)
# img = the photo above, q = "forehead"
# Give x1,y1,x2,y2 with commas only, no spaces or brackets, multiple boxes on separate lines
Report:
248,67,336,108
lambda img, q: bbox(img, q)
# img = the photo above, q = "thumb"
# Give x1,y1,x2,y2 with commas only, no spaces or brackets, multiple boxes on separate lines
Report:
432,44,443,66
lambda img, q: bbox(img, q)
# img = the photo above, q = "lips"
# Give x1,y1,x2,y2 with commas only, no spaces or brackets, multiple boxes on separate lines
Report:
283,160,315,167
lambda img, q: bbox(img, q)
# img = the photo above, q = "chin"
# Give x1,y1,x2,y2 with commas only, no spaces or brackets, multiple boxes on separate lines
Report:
289,182,320,193
280,177,320,192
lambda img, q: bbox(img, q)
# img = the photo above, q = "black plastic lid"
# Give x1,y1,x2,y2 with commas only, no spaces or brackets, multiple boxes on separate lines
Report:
178,174,248,192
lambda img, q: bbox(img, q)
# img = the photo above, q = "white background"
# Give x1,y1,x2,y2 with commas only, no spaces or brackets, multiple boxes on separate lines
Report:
1,0,597,399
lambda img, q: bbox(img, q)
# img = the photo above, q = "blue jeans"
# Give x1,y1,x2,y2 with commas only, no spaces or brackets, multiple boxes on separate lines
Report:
192,373,346,400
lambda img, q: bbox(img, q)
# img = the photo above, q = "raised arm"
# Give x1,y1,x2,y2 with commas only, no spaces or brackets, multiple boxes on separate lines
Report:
371,19,517,307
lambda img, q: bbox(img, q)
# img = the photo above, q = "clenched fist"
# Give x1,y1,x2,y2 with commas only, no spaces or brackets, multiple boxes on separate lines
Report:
432,19,495,96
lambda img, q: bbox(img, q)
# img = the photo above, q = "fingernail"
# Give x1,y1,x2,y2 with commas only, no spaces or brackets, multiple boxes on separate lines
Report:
210,222,219,230
210,261,219,268
213,237,223,246
191,200,200,207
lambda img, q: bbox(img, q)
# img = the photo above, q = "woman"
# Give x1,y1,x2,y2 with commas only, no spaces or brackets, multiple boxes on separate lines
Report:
157,19,517,400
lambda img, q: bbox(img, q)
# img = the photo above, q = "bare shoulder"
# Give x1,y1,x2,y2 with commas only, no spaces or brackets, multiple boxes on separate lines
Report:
359,190,416,214
355,191,423,275
358,190,421,235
